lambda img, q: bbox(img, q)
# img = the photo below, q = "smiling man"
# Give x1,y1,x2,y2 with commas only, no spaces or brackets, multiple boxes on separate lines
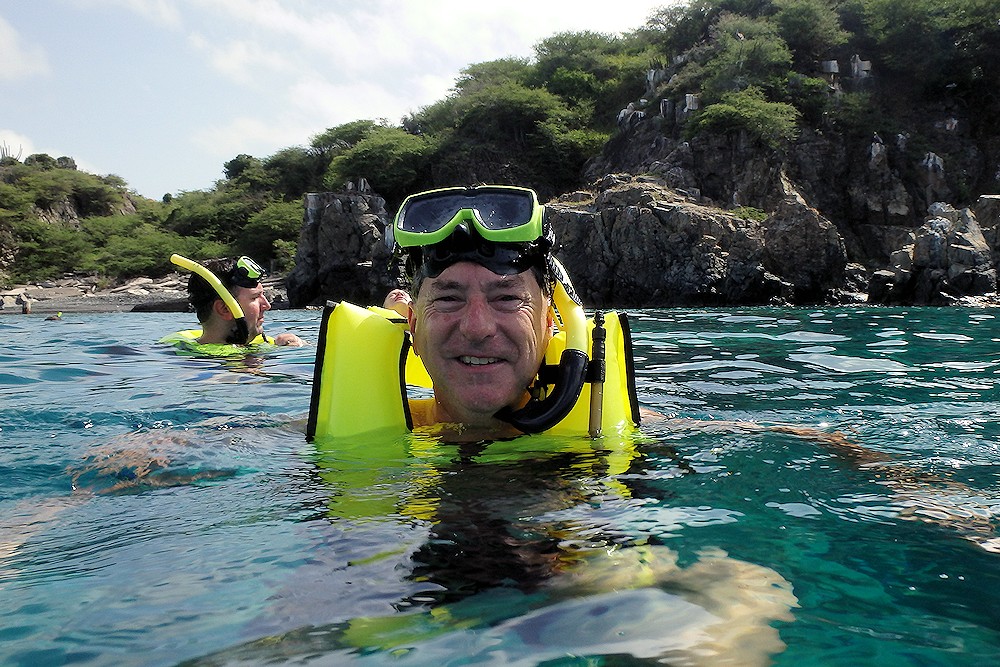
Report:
393,186,562,438
408,262,553,430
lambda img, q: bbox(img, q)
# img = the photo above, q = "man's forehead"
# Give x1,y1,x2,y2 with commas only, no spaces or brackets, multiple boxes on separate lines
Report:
422,263,537,292
235,283,264,296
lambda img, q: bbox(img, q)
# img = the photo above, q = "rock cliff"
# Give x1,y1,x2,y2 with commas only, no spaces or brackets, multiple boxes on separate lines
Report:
288,111,999,308
285,181,402,308
288,175,856,308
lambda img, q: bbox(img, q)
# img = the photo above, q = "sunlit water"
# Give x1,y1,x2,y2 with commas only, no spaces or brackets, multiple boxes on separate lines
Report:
2,307,999,666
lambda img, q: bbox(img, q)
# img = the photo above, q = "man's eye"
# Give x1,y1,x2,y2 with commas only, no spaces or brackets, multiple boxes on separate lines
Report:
493,294,525,310
432,295,463,309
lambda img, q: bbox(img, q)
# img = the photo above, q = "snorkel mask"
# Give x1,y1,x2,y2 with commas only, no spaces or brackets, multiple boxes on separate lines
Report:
170,254,267,345
392,185,589,434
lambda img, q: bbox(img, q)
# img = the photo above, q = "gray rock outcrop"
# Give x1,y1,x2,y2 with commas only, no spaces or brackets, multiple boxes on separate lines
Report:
285,183,403,308
288,176,851,308
550,175,845,307
868,201,997,305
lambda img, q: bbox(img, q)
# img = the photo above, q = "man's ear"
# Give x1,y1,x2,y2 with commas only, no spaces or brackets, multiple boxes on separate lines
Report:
213,298,234,321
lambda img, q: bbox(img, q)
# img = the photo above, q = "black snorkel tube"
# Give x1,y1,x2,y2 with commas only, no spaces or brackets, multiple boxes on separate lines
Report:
170,254,251,345
495,257,589,434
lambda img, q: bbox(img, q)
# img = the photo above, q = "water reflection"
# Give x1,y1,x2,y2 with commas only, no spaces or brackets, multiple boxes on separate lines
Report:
208,432,799,665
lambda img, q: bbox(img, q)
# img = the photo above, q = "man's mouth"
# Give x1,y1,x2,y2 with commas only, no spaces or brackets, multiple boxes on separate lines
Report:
459,355,501,366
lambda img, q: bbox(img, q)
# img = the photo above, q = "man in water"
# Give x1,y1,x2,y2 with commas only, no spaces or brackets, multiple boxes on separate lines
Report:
186,256,305,347
392,185,601,439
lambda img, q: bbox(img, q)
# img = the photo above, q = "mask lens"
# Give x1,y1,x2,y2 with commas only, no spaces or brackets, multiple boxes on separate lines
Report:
397,194,469,233
472,192,534,230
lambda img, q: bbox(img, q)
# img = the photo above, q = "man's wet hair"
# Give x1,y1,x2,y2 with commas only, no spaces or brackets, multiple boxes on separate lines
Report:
187,258,238,323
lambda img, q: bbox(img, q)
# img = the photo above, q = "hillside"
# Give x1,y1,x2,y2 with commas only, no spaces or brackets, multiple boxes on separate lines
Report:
2,0,998,304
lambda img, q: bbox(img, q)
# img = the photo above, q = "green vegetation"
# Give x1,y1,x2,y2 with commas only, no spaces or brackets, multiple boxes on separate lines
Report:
732,205,769,222
3,0,997,286
691,86,801,147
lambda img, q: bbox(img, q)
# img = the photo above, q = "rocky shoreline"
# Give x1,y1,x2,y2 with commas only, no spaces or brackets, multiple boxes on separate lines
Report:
0,274,293,315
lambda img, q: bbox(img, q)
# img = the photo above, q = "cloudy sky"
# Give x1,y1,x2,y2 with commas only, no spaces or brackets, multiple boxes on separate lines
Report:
1,0,669,199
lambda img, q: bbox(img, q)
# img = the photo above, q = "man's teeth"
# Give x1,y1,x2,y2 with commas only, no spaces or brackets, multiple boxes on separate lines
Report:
460,356,499,365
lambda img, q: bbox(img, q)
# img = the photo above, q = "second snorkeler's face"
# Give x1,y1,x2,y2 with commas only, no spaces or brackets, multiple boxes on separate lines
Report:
232,283,271,340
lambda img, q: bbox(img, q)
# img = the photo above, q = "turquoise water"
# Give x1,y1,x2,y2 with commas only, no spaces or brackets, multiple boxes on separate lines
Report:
2,307,999,665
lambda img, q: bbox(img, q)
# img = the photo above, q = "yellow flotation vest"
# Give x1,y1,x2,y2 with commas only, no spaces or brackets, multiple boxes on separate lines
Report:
305,302,641,440
160,329,275,357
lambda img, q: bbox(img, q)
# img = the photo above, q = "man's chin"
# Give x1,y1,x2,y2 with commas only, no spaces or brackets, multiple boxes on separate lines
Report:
462,393,528,422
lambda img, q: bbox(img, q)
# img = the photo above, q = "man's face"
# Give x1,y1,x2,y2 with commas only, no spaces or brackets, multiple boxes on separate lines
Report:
408,262,552,426
232,283,271,340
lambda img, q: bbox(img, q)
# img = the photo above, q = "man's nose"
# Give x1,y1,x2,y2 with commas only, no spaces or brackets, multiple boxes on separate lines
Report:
261,295,271,311
459,295,496,341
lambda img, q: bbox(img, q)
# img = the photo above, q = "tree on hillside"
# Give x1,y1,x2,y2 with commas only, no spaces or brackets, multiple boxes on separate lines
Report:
642,2,717,57
235,200,303,270
8,217,88,280
263,146,328,200
163,189,260,243
429,81,604,195
404,60,537,137
772,0,849,65
691,85,801,147
453,58,534,94
24,153,57,170
311,119,382,150
531,30,654,128
223,154,274,194
18,168,123,217
532,31,624,84
702,12,792,100
323,126,434,208
846,0,1000,115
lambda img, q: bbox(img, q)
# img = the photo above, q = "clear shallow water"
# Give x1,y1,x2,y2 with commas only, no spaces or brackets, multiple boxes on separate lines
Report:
1,307,999,666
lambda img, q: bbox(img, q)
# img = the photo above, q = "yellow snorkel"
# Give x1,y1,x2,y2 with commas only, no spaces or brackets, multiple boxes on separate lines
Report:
169,254,251,345
495,257,590,434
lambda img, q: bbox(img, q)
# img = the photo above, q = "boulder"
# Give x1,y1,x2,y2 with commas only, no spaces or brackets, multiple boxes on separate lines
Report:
285,184,404,308
975,194,1000,270
761,199,848,302
868,202,997,304
548,175,845,307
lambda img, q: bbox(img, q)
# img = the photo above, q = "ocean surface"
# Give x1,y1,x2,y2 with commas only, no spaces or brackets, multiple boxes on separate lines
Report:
1,306,999,666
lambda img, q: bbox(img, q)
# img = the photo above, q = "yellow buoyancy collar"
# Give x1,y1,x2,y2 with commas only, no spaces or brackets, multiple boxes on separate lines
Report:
305,297,640,441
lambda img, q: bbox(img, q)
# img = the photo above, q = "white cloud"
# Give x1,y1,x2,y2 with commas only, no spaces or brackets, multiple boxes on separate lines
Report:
188,32,297,86
0,129,104,176
0,15,50,81
0,129,36,160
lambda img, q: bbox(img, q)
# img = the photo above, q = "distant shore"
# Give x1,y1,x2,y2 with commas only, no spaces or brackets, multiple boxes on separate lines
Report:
5,274,998,315
0,274,293,315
